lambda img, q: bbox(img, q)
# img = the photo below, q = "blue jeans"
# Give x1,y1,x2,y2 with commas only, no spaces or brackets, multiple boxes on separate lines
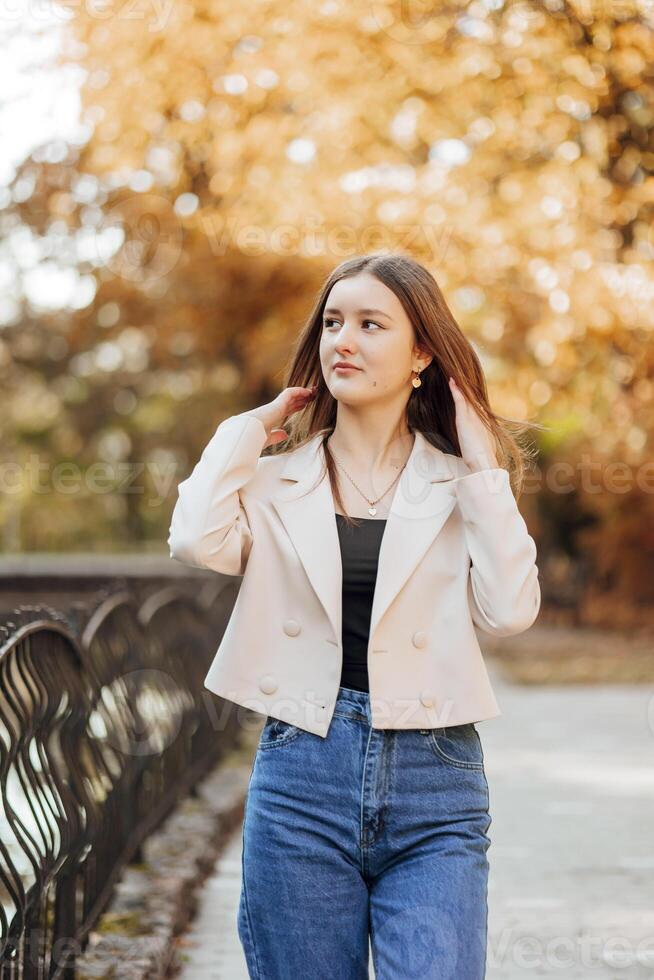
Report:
238,685,492,979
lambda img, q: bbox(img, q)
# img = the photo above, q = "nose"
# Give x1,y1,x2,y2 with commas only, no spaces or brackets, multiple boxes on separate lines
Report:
333,319,358,351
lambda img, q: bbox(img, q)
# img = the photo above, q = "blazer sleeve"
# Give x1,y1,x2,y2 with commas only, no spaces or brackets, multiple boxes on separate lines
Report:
167,412,269,575
455,466,541,637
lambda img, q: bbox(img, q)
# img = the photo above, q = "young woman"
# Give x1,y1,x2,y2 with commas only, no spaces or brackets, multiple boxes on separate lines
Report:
168,252,541,978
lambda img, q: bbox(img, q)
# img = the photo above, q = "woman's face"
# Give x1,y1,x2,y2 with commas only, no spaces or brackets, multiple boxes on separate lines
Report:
319,272,430,405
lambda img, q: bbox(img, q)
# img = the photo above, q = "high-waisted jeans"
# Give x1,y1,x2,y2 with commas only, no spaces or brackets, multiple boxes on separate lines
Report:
237,685,492,979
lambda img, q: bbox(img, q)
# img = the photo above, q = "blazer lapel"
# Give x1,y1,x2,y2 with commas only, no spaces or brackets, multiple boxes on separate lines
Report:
272,433,343,644
271,429,459,645
369,433,458,637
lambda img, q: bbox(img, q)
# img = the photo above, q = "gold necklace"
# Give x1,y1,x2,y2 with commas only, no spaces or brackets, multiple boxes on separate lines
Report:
329,441,409,516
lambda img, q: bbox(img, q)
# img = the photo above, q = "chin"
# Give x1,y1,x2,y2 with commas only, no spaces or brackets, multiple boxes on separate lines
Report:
333,392,380,408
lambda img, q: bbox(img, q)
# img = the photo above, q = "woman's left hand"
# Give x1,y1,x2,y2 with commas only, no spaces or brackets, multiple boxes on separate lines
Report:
448,377,500,472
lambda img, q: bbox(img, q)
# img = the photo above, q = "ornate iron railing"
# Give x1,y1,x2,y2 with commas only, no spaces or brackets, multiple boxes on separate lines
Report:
0,561,242,978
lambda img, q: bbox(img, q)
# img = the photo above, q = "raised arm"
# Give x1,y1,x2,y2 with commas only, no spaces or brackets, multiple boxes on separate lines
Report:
168,385,318,575
455,467,541,637
168,413,269,575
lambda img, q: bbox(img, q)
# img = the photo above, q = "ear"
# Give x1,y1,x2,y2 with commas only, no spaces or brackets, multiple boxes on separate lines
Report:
413,345,433,371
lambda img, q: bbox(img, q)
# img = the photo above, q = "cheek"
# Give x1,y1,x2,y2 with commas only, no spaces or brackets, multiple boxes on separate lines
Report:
369,343,411,377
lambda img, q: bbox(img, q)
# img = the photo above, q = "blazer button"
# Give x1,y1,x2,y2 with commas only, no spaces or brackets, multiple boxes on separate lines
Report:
259,675,278,695
283,619,301,636
420,691,434,707
412,630,428,648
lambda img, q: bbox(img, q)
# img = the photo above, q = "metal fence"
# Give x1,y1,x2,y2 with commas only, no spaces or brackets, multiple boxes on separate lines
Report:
0,560,241,979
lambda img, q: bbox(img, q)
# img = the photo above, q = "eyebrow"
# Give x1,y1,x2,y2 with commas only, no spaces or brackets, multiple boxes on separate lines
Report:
323,307,393,320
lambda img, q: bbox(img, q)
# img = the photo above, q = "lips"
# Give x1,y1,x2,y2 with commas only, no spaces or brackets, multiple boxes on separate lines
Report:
333,363,361,371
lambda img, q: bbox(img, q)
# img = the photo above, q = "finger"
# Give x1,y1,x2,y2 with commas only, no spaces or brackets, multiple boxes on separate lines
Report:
294,395,316,409
287,393,312,409
450,379,468,411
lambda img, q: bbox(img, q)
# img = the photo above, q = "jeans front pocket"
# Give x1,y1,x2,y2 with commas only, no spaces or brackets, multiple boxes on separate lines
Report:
427,723,485,771
258,715,303,750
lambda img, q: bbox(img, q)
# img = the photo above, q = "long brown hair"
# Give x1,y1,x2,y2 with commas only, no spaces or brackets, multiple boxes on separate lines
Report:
267,252,542,523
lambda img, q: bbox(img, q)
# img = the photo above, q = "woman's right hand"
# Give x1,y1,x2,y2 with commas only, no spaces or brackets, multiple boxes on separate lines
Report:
245,385,319,449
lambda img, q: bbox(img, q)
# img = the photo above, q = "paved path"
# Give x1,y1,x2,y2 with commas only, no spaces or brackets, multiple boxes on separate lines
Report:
178,660,654,978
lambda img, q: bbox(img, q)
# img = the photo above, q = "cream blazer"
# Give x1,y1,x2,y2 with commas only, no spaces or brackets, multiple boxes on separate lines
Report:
167,411,540,737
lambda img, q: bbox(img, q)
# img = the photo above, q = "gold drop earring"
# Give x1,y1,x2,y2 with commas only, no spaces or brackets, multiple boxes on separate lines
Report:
412,368,422,389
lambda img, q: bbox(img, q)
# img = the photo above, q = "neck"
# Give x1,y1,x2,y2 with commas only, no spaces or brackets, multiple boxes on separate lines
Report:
327,413,414,474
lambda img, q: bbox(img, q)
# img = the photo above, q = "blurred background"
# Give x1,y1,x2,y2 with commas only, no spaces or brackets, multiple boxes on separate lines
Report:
1,0,653,977
2,0,653,639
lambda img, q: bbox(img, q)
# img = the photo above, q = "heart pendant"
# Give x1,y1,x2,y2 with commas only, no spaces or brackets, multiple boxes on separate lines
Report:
368,506,377,516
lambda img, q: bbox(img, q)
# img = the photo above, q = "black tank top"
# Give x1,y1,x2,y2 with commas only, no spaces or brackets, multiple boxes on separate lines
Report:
335,513,387,693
